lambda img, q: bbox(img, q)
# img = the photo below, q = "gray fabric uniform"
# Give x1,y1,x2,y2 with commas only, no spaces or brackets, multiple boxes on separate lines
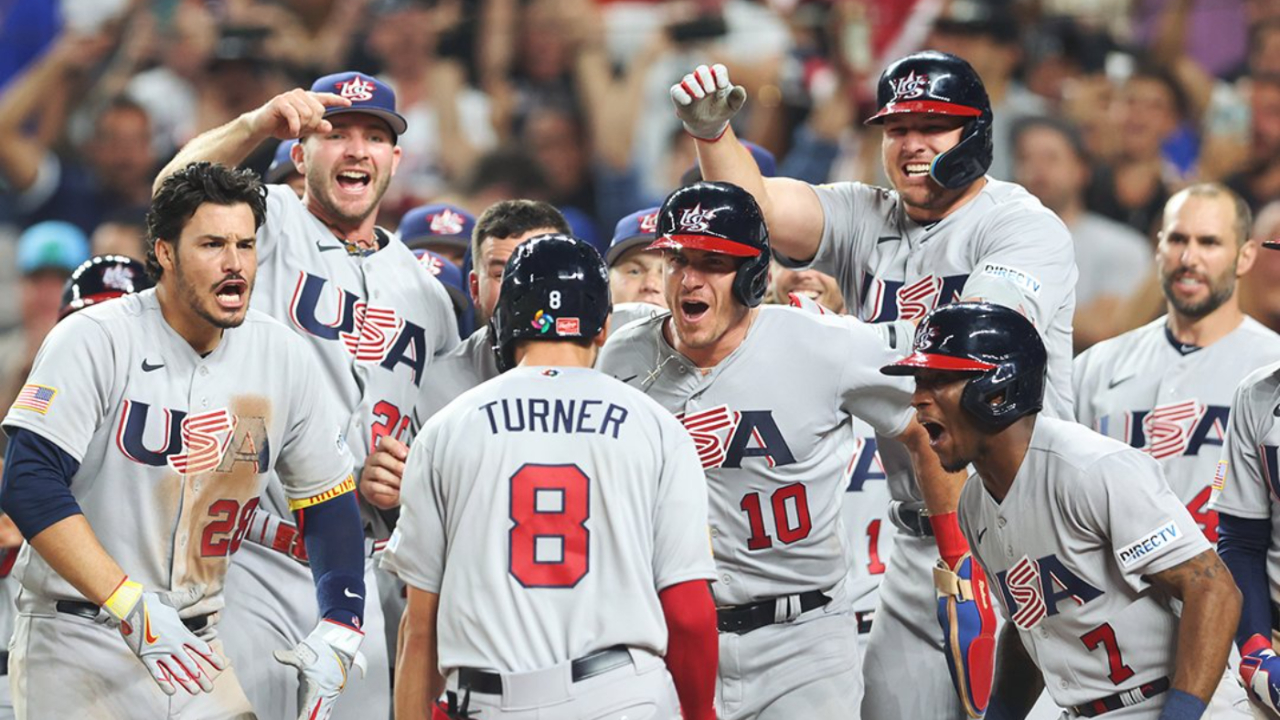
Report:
3,291,354,719
219,184,458,720
959,417,1211,719
383,366,715,718
596,306,915,720
1074,316,1280,717
790,176,1077,720
1069,213,1153,308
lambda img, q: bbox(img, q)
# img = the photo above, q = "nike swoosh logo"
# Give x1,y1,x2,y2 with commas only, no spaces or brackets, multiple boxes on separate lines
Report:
976,528,988,544
1108,375,1134,390
144,608,159,644
620,375,639,384
141,360,164,372
343,588,363,600
316,240,345,253
876,236,900,244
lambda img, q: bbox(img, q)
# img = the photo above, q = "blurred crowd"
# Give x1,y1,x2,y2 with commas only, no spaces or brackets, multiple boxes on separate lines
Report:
3,0,1280,397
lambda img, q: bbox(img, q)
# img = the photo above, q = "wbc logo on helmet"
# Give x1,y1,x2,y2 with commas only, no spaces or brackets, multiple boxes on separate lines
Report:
429,209,465,236
678,204,720,234
889,70,932,102
335,77,376,102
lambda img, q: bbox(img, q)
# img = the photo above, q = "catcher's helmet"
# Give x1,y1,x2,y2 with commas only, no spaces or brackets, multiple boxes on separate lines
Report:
865,50,993,190
60,255,154,320
491,234,611,373
648,181,770,307
881,302,1045,431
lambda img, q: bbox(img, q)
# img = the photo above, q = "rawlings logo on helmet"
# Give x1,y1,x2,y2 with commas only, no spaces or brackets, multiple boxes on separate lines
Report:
335,77,376,102
428,209,466,236
678,204,720,233
101,264,135,292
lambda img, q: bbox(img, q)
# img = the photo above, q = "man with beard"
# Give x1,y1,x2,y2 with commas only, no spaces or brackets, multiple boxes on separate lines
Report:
1073,183,1280,716
883,302,1240,720
0,162,367,719
155,72,459,720
671,52,1076,718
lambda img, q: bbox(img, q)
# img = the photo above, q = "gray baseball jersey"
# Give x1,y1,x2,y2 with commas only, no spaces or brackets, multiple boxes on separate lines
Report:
1208,361,1280,603
842,417,898,609
413,327,499,427
596,306,915,606
794,177,1077,507
1,290,353,618
1075,316,1280,542
252,184,459,465
382,366,715,673
959,417,1210,709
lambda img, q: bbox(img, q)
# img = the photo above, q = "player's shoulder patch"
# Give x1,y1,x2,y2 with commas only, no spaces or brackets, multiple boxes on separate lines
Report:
979,262,1042,297
11,384,56,415
1115,519,1185,569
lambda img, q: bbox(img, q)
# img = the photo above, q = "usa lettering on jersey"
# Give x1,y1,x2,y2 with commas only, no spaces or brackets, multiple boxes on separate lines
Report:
675,404,795,470
116,401,271,473
859,272,968,323
288,271,429,385
844,436,886,492
994,554,1103,627
1100,402,1229,459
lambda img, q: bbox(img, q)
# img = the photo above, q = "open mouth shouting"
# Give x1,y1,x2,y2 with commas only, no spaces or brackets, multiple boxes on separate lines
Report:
335,168,372,195
919,416,948,449
903,162,931,179
213,277,248,311
680,299,711,324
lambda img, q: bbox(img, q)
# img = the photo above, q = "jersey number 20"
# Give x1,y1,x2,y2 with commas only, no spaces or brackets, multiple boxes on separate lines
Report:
509,464,589,588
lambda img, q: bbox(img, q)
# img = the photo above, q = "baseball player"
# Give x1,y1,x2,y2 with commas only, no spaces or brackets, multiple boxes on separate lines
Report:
156,72,460,720
671,52,1078,719
1074,184,1279,715
884,302,1241,720
0,255,155,720
1206,237,1280,718
384,234,718,720
0,163,368,720
607,207,667,308
596,181,948,720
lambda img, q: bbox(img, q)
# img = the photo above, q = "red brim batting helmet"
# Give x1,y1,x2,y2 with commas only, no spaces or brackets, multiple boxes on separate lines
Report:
1265,238,1280,250
651,181,772,307
882,302,1046,431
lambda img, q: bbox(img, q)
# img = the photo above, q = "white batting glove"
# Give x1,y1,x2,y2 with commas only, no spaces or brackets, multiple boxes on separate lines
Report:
670,63,747,141
274,620,367,720
104,579,225,696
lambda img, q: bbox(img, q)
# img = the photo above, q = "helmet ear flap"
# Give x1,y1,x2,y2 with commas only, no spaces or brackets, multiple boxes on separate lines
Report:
733,250,770,307
959,362,1045,431
929,111,993,190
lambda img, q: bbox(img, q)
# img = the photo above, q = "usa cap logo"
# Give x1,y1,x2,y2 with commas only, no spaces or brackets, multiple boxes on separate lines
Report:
335,77,376,102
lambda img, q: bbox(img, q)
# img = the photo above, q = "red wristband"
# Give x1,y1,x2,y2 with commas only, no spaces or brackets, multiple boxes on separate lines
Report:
930,511,970,568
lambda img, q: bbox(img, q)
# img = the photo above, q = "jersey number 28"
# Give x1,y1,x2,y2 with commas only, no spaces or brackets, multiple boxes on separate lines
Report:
509,464,590,588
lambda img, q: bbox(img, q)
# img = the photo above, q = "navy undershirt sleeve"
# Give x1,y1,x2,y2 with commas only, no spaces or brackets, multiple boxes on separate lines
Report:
0,428,82,539
1217,512,1272,648
295,489,366,629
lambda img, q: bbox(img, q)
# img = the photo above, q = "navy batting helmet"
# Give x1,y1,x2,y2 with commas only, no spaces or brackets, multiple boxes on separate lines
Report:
60,255,154,320
865,51,993,190
648,181,770,307
881,302,1045,431
491,234,611,373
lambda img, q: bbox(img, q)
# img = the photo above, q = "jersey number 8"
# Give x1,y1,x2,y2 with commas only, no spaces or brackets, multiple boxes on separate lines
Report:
509,464,590,588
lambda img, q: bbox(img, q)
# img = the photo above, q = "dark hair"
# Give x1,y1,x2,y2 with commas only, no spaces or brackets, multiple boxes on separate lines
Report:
146,162,267,280
1010,115,1089,163
1128,63,1192,122
462,145,549,198
471,200,570,261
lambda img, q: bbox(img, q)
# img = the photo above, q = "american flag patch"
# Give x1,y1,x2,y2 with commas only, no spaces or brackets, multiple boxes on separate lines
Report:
12,384,56,414
1212,460,1228,491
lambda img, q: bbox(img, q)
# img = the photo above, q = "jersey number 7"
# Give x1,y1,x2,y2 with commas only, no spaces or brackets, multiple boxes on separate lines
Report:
509,464,590,588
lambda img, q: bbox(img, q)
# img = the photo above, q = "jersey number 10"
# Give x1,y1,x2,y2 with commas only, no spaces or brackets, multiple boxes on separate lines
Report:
509,464,590,588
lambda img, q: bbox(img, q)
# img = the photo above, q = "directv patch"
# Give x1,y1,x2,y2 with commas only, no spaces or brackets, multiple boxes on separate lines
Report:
1116,520,1182,568
982,263,1042,297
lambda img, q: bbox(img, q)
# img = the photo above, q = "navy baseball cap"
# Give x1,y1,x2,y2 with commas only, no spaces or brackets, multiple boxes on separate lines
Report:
606,206,661,266
266,139,300,183
17,221,90,275
414,248,470,317
399,203,476,252
310,71,408,136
